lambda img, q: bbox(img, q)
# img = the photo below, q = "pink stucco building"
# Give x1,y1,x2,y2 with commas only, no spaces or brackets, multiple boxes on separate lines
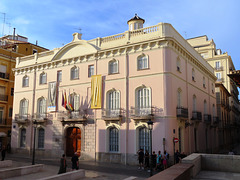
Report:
11,15,217,164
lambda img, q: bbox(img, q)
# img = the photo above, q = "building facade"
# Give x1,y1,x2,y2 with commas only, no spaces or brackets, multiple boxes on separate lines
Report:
12,15,218,164
0,34,48,150
187,36,240,147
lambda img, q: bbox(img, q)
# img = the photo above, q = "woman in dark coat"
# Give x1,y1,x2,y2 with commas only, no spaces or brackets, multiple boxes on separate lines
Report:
58,154,67,174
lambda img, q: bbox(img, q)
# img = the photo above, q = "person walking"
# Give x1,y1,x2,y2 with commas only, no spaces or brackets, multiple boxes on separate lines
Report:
1,145,6,161
71,152,79,170
137,149,144,170
58,154,67,174
163,151,168,170
156,151,162,170
144,150,150,170
151,151,157,170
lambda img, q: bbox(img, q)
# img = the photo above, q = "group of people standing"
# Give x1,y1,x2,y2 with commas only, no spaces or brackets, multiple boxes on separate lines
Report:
138,149,169,171
58,152,79,174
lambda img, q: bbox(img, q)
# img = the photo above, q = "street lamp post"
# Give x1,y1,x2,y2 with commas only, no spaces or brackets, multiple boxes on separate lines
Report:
147,119,153,177
32,120,37,165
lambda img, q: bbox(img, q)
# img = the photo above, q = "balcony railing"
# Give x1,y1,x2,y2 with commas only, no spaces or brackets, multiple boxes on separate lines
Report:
191,111,202,121
130,106,154,120
214,66,223,71
58,110,87,122
216,78,224,83
0,94,8,102
102,108,123,121
15,114,30,121
0,72,9,80
33,113,50,120
204,114,211,123
176,107,188,118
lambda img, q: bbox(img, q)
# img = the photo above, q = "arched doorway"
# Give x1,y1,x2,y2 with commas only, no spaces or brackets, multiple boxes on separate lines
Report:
66,127,81,157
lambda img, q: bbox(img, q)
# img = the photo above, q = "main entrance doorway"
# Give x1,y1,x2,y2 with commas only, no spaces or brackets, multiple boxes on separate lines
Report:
66,127,81,157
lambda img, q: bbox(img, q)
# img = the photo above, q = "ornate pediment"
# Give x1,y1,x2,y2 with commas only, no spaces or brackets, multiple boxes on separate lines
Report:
52,37,98,61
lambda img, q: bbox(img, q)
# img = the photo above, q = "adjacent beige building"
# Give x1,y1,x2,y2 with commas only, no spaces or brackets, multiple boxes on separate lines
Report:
188,35,240,147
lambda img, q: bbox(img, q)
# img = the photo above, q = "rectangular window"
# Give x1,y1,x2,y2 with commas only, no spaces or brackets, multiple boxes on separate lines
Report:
11,88,14,96
40,73,47,84
109,61,118,74
216,72,221,81
23,76,29,87
57,71,62,82
0,109,3,124
88,65,94,77
215,61,220,68
0,65,7,79
9,108,12,118
71,67,79,80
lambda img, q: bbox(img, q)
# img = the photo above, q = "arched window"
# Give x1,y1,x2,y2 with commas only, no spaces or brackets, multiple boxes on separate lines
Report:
38,128,45,149
136,87,151,115
137,54,148,70
40,72,47,84
70,66,79,80
109,127,119,152
69,93,80,111
20,128,26,148
177,88,182,107
20,99,28,118
107,90,120,117
192,68,195,81
22,75,29,87
109,59,119,74
37,97,46,117
138,126,149,152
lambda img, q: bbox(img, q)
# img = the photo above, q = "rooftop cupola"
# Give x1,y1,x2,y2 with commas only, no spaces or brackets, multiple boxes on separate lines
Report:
127,14,145,31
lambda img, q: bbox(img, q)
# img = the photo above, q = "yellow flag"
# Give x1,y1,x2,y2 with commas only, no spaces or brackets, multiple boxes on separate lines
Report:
91,75,102,109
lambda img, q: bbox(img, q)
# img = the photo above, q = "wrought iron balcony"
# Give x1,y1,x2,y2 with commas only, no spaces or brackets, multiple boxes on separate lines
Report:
214,66,223,71
33,113,50,121
176,107,188,118
14,114,30,125
0,72,9,80
102,108,123,121
130,106,154,120
58,110,87,125
191,111,202,121
204,114,211,124
0,94,8,102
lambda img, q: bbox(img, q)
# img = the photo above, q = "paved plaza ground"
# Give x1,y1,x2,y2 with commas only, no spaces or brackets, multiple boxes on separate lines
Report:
2,143,240,180
3,153,150,180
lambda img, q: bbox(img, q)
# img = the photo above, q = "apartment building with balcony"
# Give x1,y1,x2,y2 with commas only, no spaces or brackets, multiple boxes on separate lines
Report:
187,35,240,147
0,33,48,150
11,15,217,164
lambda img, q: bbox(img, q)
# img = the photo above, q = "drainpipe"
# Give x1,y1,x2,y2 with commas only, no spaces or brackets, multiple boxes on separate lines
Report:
185,57,190,154
125,50,129,165
30,54,37,156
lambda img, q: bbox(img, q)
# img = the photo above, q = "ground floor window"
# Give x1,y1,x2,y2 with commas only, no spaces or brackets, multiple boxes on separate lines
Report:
109,127,119,152
38,128,45,149
139,127,149,152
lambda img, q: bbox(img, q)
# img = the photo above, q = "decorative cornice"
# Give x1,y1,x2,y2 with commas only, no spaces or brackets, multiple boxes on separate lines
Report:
14,37,215,81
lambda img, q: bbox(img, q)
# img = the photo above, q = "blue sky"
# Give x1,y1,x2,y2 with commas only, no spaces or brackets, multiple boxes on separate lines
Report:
0,0,239,69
